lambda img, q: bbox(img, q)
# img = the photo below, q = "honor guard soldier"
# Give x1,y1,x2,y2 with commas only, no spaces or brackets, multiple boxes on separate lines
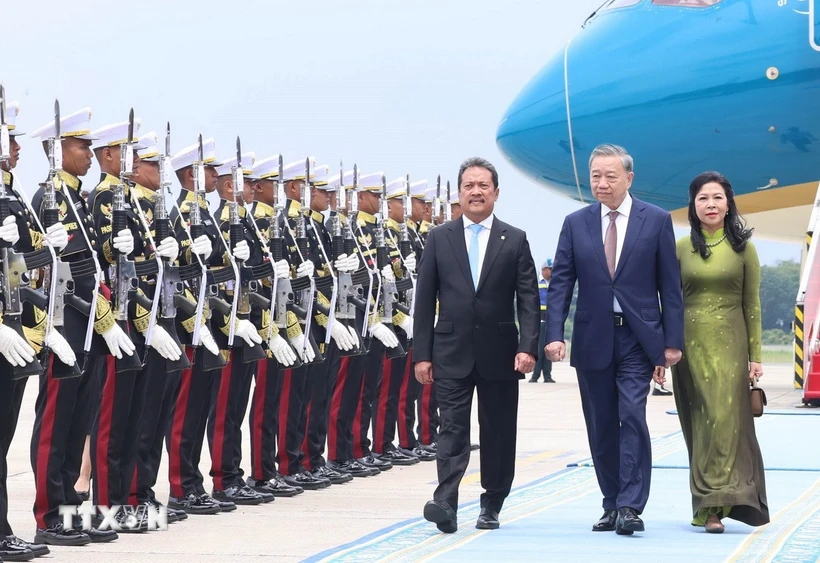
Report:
275,157,329,491
166,137,233,515
0,95,68,560
449,187,462,221
326,172,379,478
87,116,183,532
208,150,270,505
244,155,303,498
396,180,437,460
30,106,135,545
299,164,359,485
127,130,188,522
370,177,418,466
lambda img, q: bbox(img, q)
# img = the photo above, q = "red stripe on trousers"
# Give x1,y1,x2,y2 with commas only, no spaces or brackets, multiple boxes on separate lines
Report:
210,353,233,491
168,347,195,498
277,369,293,475
327,356,349,461
397,350,412,448
96,356,117,507
352,368,366,459
373,356,392,453
251,358,267,480
33,356,57,529
420,384,432,445
128,469,138,506
301,400,312,471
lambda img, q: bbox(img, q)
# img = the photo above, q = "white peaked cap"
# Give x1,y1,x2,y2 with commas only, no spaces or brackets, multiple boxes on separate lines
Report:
312,164,333,189
215,152,256,177
327,169,357,191
91,118,144,149
282,157,317,182
356,171,384,192
31,107,97,140
252,155,282,180
137,131,159,161
4,101,24,136
171,137,222,171
385,177,407,200
410,180,428,199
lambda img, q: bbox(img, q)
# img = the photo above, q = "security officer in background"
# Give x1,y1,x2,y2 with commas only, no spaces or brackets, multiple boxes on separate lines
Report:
530,258,554,383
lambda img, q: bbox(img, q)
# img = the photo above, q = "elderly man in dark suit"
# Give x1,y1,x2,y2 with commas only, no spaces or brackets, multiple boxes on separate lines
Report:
546,144,684,536
413,157,539,534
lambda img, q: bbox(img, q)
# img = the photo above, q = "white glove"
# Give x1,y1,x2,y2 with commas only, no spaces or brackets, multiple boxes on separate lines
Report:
333,253,360,273
403,253,417,273
149,325,182,361
113,229,134,256
233,240,250,262
156,237,179,262
370,323,399,349
381,265,395,283
46,329,76,366
0,216,19,246
192,234,212,258
330,321,356,351
297,260,314,278
198,325,220,356
0,324,35,367
235,319,263,347
44,222,68,251
268,333,297,367
101,323,136,359
346,325,361,349
274,259,290,279
288,332,316,363
399,316,413,339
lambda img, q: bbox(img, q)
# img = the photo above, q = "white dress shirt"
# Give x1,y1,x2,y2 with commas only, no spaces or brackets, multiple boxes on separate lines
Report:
463,214,494,285
600,193,632,312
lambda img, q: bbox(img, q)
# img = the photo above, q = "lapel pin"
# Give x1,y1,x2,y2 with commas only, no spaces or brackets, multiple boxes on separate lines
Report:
501,235,506,240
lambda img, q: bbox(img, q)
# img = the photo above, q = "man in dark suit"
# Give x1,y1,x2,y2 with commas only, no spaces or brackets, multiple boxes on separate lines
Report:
414,157,539,534
546,144,684,535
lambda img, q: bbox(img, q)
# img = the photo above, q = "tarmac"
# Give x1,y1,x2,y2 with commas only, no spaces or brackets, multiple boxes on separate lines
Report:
4,361,805,562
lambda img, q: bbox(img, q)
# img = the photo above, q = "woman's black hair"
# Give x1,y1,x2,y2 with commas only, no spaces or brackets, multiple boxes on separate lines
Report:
688,171,754,259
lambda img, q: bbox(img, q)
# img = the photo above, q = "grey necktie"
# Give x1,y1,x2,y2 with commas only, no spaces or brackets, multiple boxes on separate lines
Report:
604,210,618,277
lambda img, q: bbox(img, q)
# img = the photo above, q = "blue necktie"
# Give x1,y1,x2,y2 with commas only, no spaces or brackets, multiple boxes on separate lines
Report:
468,223,484,289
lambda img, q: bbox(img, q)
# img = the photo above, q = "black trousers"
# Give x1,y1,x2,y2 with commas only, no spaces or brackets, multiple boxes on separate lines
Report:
416,383,439,446
433,367,519,512
249,357,283,482
532,321,553,381
372,349,410,454
355,339,384,458
397,349,420,450
31,353,95,528
1,371,27,536
166,348,217,498
327,355,361,462
90,354,149,507
302,342,340,471
277,365,310,476
132,349,183,504
207,350,256,490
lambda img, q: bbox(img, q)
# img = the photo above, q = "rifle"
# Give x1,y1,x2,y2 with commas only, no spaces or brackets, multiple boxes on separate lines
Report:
42,100,101,377
431,174,442,231
109,109,143,373
0,85,47,378
445,180,453,223
375,174,406,359
347,165,374,353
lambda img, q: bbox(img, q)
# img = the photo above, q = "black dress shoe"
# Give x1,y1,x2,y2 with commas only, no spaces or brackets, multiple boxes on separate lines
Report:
592,509,617,531
423,500,457,534
544,377,555,383
311,465,353,485
212,485,265,505
168,493,221,515
652,384,673,396
6,536,48,558
470,443,480,451
375,449,419,466
75,490,90,502
201,493,235,512
616,507,645,535
0,538,35,561
411,446,436,461
245,485,275,503
328,459,376,477
528,378,538,382
113,507,146,534
33,523,91,546
282,471,329,491
358,455,393,471
476,507,500,530
142,499,179,523
419,443,437,454
247,477,302,497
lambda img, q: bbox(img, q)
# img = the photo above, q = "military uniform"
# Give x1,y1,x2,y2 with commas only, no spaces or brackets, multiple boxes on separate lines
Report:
414,218,440,448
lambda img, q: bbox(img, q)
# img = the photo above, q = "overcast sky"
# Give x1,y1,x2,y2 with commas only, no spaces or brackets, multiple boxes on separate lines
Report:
2,0,801,267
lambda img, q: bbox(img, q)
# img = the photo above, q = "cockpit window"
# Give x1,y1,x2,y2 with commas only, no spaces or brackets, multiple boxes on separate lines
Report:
602,0,641,9
652,0,722,6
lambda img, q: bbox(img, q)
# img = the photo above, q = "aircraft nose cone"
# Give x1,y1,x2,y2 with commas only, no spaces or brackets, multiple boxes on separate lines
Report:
496,46,578,194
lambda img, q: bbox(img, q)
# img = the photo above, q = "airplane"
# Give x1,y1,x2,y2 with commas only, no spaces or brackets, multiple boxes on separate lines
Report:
496,0,820,402
496,0,820,244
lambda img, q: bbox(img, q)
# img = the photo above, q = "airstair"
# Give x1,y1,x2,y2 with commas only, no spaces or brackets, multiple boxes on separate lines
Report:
796,182,820,406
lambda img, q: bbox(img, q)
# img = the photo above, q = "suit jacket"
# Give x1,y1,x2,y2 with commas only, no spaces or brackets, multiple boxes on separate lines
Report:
545,196,684,371
414,215,540,380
